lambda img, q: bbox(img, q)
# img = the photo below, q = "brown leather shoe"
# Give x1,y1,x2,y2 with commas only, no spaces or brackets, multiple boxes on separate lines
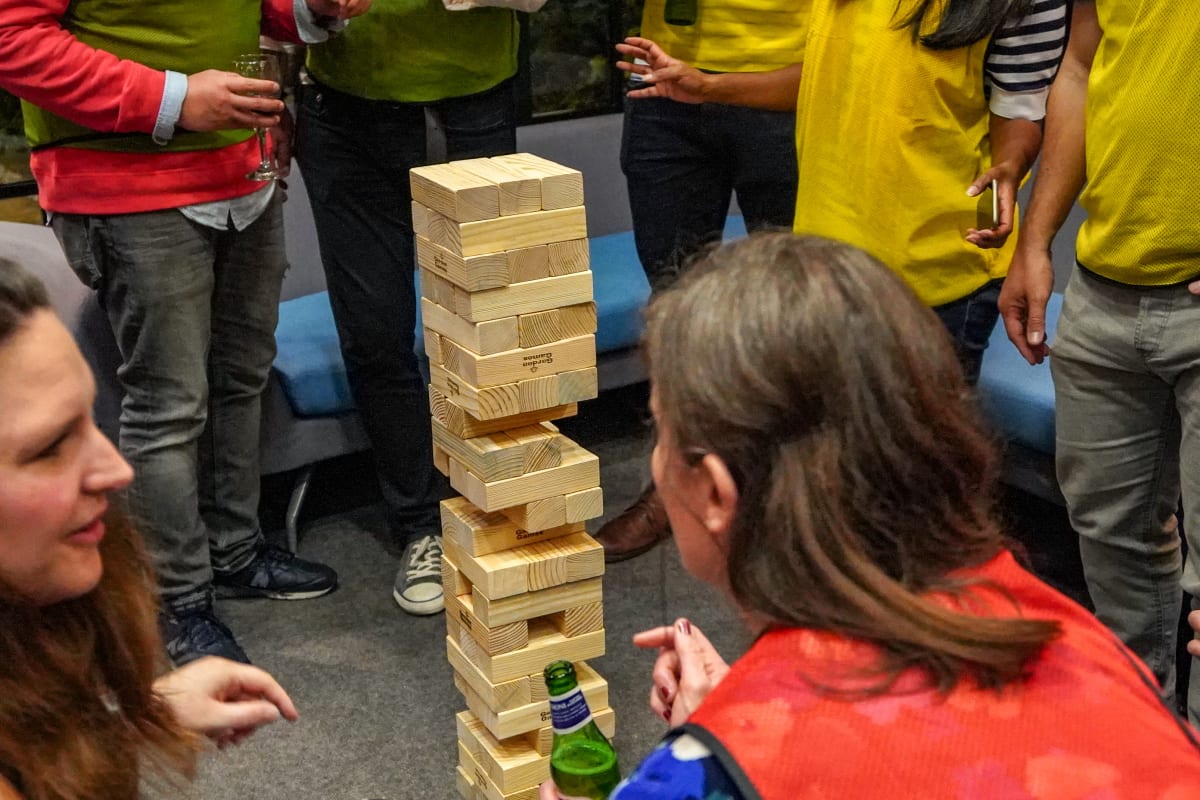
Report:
596,486,671,563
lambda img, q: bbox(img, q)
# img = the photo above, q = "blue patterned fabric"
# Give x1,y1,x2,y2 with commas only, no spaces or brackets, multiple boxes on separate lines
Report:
611,732,745,800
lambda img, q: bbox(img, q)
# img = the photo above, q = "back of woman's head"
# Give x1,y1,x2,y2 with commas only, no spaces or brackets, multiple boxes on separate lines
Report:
644,233,1057,691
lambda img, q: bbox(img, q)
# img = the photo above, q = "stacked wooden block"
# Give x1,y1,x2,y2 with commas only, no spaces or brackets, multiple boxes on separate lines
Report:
410,154,615,800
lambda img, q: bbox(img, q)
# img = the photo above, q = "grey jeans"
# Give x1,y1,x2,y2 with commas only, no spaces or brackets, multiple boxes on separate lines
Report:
52,197,287,608
1052,265,1200,721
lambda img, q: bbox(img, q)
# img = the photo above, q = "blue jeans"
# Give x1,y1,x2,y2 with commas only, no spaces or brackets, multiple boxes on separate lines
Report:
295,79,516,541
52,197,287,607
931,278,1002,386
620,96,798,290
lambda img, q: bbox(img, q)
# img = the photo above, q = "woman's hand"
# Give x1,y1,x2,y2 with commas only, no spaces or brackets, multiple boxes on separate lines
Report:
306,0,372,19
965,158,1023,249
633,618,730,727
154,657,299,748
616,37,711,104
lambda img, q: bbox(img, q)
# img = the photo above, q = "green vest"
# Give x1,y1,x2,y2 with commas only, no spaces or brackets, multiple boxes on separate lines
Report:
23,0,259,153
306,0,517,103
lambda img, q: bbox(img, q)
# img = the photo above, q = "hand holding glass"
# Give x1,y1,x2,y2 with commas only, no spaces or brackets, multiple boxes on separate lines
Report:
232,53,282,181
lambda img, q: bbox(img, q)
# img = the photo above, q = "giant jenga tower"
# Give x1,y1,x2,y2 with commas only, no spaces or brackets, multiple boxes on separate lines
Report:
409,154,615,800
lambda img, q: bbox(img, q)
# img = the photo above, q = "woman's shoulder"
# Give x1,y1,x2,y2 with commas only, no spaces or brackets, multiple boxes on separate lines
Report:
612,731,748,800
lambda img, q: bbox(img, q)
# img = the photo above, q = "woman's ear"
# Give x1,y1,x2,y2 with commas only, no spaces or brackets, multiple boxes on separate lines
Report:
698,453,738,537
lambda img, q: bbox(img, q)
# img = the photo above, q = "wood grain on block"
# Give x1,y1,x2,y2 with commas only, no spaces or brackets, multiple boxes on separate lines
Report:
527,708,615,757
549,601,605,637
516,306,597,350
499,495,567,531
456,158,543,216
458,743,539,800
410,162,500,222
516,373,559,411
432,443,451,477
558,303,598,339
417,235,511,291
423,328,442,365
472,574,603,628
457,613,606,682
556,366,599,405
457,712,548,794
430,364,521,420
447,595,530,656
440,334,596,389
429,385,578,439
455,662,608,741
564,486,604,523
447,633,534,710
422,298,519,356
453,271,593,323
490,153,584,210
423,204,587,258
418,267,457,310
449,439,599,512
432,418,560,484
456,763,478,800
443,530,603,600
547,238,590,275
442,547,472,598
441,495,583,557
508,244,552,284
411,200,431,237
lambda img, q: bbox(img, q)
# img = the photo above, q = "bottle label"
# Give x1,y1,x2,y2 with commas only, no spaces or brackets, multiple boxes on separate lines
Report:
548,687,592,734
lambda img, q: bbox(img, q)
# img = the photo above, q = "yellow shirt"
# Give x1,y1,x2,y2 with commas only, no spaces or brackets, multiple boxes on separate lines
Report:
640,0,808,73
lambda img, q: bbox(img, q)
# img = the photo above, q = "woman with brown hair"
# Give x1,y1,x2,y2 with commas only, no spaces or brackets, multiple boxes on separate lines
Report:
0,258,297,800
543,233,1200,799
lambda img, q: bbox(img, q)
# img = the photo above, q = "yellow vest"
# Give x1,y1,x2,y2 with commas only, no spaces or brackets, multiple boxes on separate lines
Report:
640,0,808,73
792,0,1010,307
1075,2,1200,285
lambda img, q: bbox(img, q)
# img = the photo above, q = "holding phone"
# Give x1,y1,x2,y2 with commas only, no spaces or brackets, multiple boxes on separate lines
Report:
975,178,999,230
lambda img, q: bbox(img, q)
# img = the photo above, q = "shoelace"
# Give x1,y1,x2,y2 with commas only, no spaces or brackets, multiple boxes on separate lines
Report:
406,536,443,580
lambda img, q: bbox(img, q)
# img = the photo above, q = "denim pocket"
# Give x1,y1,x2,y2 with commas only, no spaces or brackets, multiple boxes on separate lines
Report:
50,214,104,291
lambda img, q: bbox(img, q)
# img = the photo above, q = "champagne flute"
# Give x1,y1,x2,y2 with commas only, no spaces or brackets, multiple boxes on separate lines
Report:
232,53,282,181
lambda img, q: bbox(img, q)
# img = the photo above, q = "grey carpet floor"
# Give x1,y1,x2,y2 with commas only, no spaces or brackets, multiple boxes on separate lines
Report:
185,383,1084,800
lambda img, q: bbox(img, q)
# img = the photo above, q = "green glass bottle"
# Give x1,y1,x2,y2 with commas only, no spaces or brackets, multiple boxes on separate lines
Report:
663,0,698,26
544,661,621,800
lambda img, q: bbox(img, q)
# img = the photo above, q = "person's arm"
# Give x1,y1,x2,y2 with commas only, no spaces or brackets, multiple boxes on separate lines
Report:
616,37,800,111
154,657,298,748
998,1,1100,365
965,115,1044,248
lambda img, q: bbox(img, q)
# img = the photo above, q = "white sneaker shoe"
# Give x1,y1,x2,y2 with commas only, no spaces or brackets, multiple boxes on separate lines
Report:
393,534,445,615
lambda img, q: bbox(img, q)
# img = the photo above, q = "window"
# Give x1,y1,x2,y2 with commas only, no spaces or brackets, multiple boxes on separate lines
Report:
0,89,39,223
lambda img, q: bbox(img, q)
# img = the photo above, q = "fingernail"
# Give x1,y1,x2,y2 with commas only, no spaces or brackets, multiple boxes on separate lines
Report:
966,186,979,197
660,686,670,701
663,710,671,723
677,619,691,635
1029,331,1044,345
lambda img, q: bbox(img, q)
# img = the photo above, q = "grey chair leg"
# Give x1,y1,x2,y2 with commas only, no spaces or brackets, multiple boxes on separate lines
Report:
285,465,315,554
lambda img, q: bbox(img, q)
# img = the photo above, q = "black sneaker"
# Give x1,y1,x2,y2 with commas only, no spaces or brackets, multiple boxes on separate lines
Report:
213,545,338,600
160,606,250,666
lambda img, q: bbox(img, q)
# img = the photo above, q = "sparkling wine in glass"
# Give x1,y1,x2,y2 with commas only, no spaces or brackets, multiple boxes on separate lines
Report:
232,53,282,181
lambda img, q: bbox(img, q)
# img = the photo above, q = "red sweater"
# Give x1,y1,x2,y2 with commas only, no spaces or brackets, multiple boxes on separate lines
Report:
688,551,1200,799
0,0,301,214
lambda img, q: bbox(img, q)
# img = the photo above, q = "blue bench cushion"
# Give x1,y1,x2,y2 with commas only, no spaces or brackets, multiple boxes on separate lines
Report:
977,292,1062,456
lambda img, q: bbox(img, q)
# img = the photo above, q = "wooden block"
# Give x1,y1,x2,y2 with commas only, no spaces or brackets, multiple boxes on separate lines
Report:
473,575,604,628
429,385,578,439
453,271,593,323
417,236,558,292
564,486,604,523
419,267,457,309
547,238,590,275
508,244,551,284
430,364,521,420
549,601,604,637
423,204,587,258
517,373,560,411
458,710,550,792
449,439,599,512
423,328,443,365
527,708,615,757
457,738,542,800
432,418,560,483
455,662,608,741
443,547,472,598
499,495,568,531
456,763,478,800
411,200,431,237
444,531,604,600
422,298,519,356
516,308,562,349
455,613,606,682
456,158,543,216
410,162,500,222
441,334,595,388
441,496,583,557
447,632,535,710
557,367,598,405
490,153,584,210
448,592,530,656
433,443,451,477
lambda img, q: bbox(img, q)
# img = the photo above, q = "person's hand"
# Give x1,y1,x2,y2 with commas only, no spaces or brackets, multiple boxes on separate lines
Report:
180,70,283,132
998,241,1055,365
616,37,711,104
633,618,730,727
539,779,559,800
1190,279,1200,297
1188,610,1200,658
307,0,372,19
270,105,295,180
153,657,298,748
965,159,1022,249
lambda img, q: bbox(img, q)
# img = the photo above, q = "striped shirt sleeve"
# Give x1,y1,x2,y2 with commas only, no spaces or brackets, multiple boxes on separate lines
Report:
985,0,1070,120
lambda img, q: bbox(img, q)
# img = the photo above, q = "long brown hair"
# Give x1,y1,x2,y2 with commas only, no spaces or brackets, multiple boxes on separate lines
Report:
0,258,197,798
643,234,1059,693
